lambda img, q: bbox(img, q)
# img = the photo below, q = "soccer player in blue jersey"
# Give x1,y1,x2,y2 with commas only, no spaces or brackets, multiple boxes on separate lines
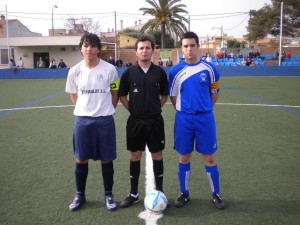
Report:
169,31,225,209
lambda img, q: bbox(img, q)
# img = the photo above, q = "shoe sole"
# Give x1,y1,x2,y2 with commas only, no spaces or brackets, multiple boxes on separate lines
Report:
119,199,139,208
175,199,189,208
69,199,86,211
107,206,117,211
212,199,225,210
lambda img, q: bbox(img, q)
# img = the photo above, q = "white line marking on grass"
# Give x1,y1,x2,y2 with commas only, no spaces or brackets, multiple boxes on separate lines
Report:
0,105,73,112
216,103,300,108
1,102,299,113
138,146,163,225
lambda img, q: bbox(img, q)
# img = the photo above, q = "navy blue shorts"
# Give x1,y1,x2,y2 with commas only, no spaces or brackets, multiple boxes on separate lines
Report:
73,116,117,161
174,111,218,155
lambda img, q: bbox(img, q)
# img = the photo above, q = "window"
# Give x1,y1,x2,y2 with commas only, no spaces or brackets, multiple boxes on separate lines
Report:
0,49,9,64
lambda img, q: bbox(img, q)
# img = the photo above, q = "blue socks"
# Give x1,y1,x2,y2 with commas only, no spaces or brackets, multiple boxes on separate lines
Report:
178,162,191,195
205,165,220,195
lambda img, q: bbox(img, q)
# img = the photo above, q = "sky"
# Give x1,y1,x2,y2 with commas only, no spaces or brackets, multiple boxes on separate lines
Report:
1,0,272,38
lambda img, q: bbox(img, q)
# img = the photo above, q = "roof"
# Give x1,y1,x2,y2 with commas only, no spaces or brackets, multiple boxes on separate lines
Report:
0,36,115,47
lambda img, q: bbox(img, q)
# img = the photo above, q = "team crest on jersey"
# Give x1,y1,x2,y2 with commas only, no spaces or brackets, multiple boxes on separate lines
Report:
97,74,104,80
200,73,207,82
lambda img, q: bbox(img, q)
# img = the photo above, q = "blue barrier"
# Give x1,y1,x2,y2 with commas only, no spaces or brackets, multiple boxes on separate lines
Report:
0,68,69,79
216,66,300,76
0,66,299,79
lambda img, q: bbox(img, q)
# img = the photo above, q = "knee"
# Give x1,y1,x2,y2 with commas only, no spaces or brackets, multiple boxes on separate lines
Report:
76,159,88,164
179,155,190,164
203,154,216,166
151,152,163,161
130,153,142,162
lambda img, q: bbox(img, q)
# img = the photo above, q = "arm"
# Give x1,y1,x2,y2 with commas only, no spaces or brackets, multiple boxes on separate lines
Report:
120,96,129,111
70,93,78,105
111,90,119,108
170,96,177,110
211,93,219,107
160,95,168,107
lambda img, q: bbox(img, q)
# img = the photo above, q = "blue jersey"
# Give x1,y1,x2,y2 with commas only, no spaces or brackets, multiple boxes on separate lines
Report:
169,60,220,113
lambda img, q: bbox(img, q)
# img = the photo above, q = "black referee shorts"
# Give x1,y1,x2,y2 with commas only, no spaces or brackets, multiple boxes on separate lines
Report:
126,115,165,153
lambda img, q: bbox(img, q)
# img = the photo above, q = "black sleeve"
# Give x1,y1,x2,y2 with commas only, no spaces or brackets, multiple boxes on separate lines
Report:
160,69,169,96
118,69,130,96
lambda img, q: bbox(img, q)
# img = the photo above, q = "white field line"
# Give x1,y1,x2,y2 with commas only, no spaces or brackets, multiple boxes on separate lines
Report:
138,146,163,225
0,105,74,111
1,102,299,112
216,102,300,108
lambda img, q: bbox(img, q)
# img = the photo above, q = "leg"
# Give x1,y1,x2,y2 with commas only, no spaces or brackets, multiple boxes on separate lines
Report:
202,154,225,209
101,160,117,211
151,151,164,192
178,153,192,195
101,161,114,196
175,153,191,208
202,154,219,194
119,151,142,208
69,159,88,211
129,151,142,195
75,159,89,196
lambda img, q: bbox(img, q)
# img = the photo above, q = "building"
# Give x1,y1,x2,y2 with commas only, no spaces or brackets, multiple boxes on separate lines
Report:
0,16,114,69
0,15,42,38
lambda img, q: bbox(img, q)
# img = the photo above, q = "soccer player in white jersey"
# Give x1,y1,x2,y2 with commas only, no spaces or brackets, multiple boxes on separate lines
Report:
168,31,225,209
66,33,119,212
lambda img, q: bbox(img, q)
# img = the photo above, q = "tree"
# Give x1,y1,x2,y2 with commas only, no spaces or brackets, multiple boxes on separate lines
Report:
248,0,300,42
139,0,189,48
152,31,175,48
227,39,245,48
118,28,140,39
64,17,101,35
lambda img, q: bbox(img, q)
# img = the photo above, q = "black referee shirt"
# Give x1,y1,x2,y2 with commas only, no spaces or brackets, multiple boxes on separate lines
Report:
118,63,169,118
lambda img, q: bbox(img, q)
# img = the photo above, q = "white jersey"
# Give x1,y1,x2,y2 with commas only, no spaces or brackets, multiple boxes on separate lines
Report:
66,59,118,117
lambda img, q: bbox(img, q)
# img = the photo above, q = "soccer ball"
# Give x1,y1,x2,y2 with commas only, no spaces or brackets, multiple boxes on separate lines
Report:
144,190,168,213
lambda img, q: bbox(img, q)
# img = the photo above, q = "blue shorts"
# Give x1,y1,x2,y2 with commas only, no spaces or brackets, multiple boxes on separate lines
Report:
73,116,117,161
174,111,218,155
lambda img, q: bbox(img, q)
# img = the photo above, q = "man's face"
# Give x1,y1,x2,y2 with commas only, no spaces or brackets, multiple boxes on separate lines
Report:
81,41,99,60
136,41,153,62
181,38,199,62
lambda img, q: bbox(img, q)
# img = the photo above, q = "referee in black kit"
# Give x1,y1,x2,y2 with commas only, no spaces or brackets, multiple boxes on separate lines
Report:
118,34,169,208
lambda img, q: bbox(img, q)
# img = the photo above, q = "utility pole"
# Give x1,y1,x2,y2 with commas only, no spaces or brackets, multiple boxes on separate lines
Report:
279,2,283,66
52,5,58,36
114,11,117,61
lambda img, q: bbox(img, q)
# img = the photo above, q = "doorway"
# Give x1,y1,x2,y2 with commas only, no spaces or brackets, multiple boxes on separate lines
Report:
33,52,50,68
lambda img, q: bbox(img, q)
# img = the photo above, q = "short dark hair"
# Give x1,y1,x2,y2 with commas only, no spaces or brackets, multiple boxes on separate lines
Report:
180,31,199,46
135,35,155,50
79,33,102,57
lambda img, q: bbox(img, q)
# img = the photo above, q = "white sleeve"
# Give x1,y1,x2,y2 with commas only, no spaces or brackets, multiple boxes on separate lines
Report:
110,66,119,83
65,67,78,93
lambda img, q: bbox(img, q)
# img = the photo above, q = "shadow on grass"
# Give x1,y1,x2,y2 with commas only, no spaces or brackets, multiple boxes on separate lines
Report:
163,197,300,218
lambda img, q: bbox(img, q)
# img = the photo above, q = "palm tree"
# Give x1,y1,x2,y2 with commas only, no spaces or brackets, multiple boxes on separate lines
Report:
140,0,189,48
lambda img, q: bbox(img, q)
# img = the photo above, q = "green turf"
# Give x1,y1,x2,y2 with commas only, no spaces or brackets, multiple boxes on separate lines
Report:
0,77,299,225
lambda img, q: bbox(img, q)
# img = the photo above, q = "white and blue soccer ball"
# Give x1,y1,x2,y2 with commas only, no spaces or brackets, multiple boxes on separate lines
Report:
144,190,168,213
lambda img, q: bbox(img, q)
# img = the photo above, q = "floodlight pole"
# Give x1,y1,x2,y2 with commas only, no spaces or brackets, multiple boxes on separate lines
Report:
212,26,223,48
114,11,117,61
278,2,283,66
52,5,58,36
5,5,10,59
